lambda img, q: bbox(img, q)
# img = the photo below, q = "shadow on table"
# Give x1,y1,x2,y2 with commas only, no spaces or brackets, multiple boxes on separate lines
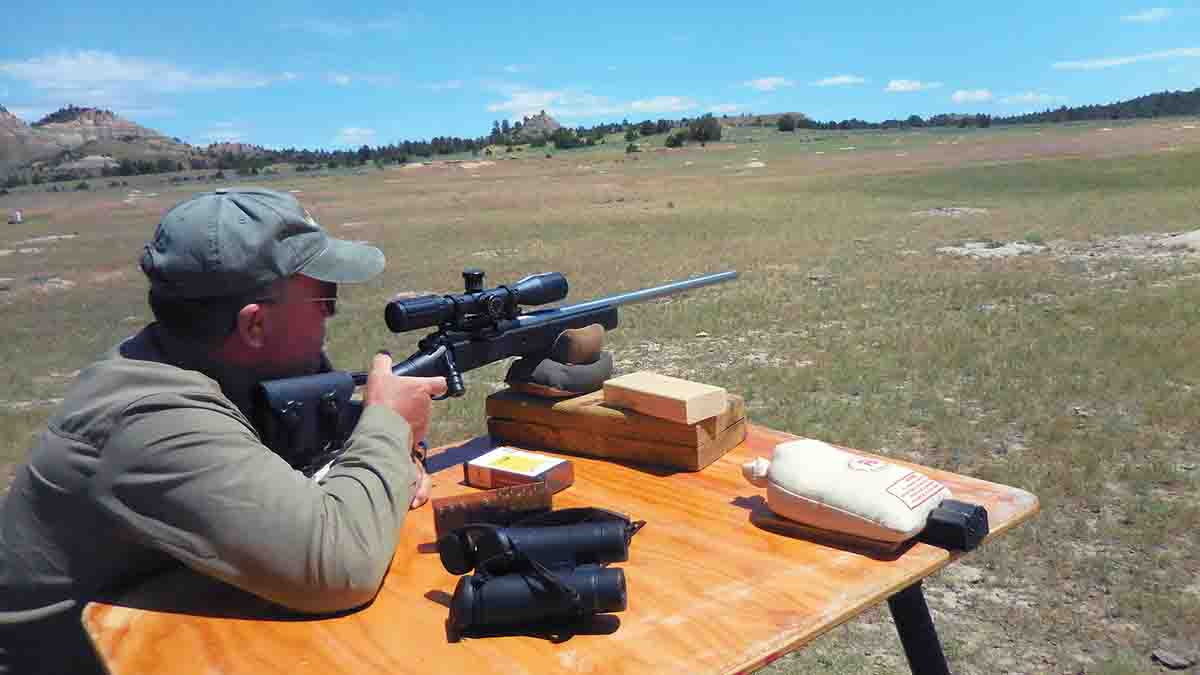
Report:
425,435,684,479
730,495,914,562
425,589,622,644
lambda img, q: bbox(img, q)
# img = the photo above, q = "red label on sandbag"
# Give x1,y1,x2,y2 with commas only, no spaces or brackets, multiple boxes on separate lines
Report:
847,457,888,472
887,471,946,509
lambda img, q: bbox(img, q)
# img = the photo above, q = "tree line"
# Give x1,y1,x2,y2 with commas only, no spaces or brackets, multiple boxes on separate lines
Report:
769,87,1200,132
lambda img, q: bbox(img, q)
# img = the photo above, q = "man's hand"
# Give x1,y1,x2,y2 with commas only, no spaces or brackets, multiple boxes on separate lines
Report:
409,459,432,510
364,352,446,508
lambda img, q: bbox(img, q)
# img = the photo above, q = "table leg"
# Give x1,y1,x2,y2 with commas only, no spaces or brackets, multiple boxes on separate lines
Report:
887,581,951,675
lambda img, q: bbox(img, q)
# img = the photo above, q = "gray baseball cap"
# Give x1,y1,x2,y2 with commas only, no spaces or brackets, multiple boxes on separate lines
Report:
140,187,385,299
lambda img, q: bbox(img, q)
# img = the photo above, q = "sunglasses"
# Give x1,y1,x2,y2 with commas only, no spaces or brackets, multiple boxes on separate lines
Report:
257,284,338,316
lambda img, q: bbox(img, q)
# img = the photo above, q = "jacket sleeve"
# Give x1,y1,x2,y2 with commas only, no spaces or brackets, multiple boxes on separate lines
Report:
93,393,417,614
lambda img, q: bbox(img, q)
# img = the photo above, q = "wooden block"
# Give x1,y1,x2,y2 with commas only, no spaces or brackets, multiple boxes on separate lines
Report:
486,389,745,448
464,447,574,493
431,483,553,538
488,416,747,472
485,388,748,471
603,371,727,424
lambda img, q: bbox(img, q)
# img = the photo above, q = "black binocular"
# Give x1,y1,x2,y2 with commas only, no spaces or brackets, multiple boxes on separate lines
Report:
439,508,644,635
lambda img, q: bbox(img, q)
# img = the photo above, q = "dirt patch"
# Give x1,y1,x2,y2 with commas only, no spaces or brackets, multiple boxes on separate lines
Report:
90,268,132,285
0,275,77,299
914,207,990,217
936,232,1200,265
1051,232,1200,264
936,241,1047,258
471,248,519,259
0,398,64,411
31,277,75,292
13,233,78,246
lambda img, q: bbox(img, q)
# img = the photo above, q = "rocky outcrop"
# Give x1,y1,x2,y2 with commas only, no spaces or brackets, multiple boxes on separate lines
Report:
1,105,193,178
31,106,162,146
514,111,562,142
0,107,61,176
205,142,267,156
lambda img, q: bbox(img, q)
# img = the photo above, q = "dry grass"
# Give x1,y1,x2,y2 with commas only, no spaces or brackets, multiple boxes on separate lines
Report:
3,116,1200,673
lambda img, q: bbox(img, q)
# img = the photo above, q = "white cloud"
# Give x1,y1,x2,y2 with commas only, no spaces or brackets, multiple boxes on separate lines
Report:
6,106,52,123
1121,7,1172,22
999,91,1068,106
202,122,248,143
484,85,697,120
1053,47,1200,70
744,76,795,92
708,103,747,114
333,127,376,146
284,19,354,37
282,14,416,37
630,96,696,113
812,74,866,87
425,79,463,91
951,89,993,103
487,88,567,115
0,50,290,94
885,79,943,92
325,72,396,87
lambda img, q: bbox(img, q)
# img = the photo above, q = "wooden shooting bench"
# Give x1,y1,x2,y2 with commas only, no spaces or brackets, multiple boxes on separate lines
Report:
83,424,1038,675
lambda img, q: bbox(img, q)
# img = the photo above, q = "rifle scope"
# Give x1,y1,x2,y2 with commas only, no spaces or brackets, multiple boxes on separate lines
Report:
385,270,567,333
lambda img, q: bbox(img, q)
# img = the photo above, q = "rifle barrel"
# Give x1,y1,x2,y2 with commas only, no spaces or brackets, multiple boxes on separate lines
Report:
554,270,737,315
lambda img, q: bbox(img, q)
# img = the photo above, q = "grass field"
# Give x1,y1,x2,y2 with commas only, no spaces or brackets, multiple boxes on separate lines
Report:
3,117,1199,673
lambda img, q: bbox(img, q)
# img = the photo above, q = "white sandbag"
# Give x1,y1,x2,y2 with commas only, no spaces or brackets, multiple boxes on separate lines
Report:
743,439,951,543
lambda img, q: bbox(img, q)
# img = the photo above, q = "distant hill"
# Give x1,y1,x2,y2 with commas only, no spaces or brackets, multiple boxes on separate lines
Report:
1,105,200,181
994,88,1200,125
0,106,61,178
31,105,164,144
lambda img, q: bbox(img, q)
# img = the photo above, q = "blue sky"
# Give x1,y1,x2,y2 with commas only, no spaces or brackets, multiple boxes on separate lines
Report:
2,1,1198,150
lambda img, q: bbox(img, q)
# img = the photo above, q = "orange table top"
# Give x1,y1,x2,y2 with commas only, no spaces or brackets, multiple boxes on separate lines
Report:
83,425,1038,675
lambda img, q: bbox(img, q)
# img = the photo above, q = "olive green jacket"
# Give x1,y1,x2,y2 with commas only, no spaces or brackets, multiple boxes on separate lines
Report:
0,324,417,671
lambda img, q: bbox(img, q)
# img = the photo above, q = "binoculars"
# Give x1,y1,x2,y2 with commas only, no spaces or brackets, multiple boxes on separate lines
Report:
438,508,644,635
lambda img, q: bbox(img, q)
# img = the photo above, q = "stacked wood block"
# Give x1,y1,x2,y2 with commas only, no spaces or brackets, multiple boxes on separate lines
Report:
486,371,746,471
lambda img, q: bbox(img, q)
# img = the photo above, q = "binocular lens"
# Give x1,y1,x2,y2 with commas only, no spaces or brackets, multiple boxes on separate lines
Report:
449,566,627,633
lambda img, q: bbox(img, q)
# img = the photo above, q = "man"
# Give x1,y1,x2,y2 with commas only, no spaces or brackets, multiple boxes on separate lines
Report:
0,188,447,674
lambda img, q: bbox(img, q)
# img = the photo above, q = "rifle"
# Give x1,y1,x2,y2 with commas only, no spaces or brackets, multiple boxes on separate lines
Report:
253,269,737,474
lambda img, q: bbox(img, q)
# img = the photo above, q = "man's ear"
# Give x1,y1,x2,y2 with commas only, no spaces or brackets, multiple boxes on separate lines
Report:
234,303,268,350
